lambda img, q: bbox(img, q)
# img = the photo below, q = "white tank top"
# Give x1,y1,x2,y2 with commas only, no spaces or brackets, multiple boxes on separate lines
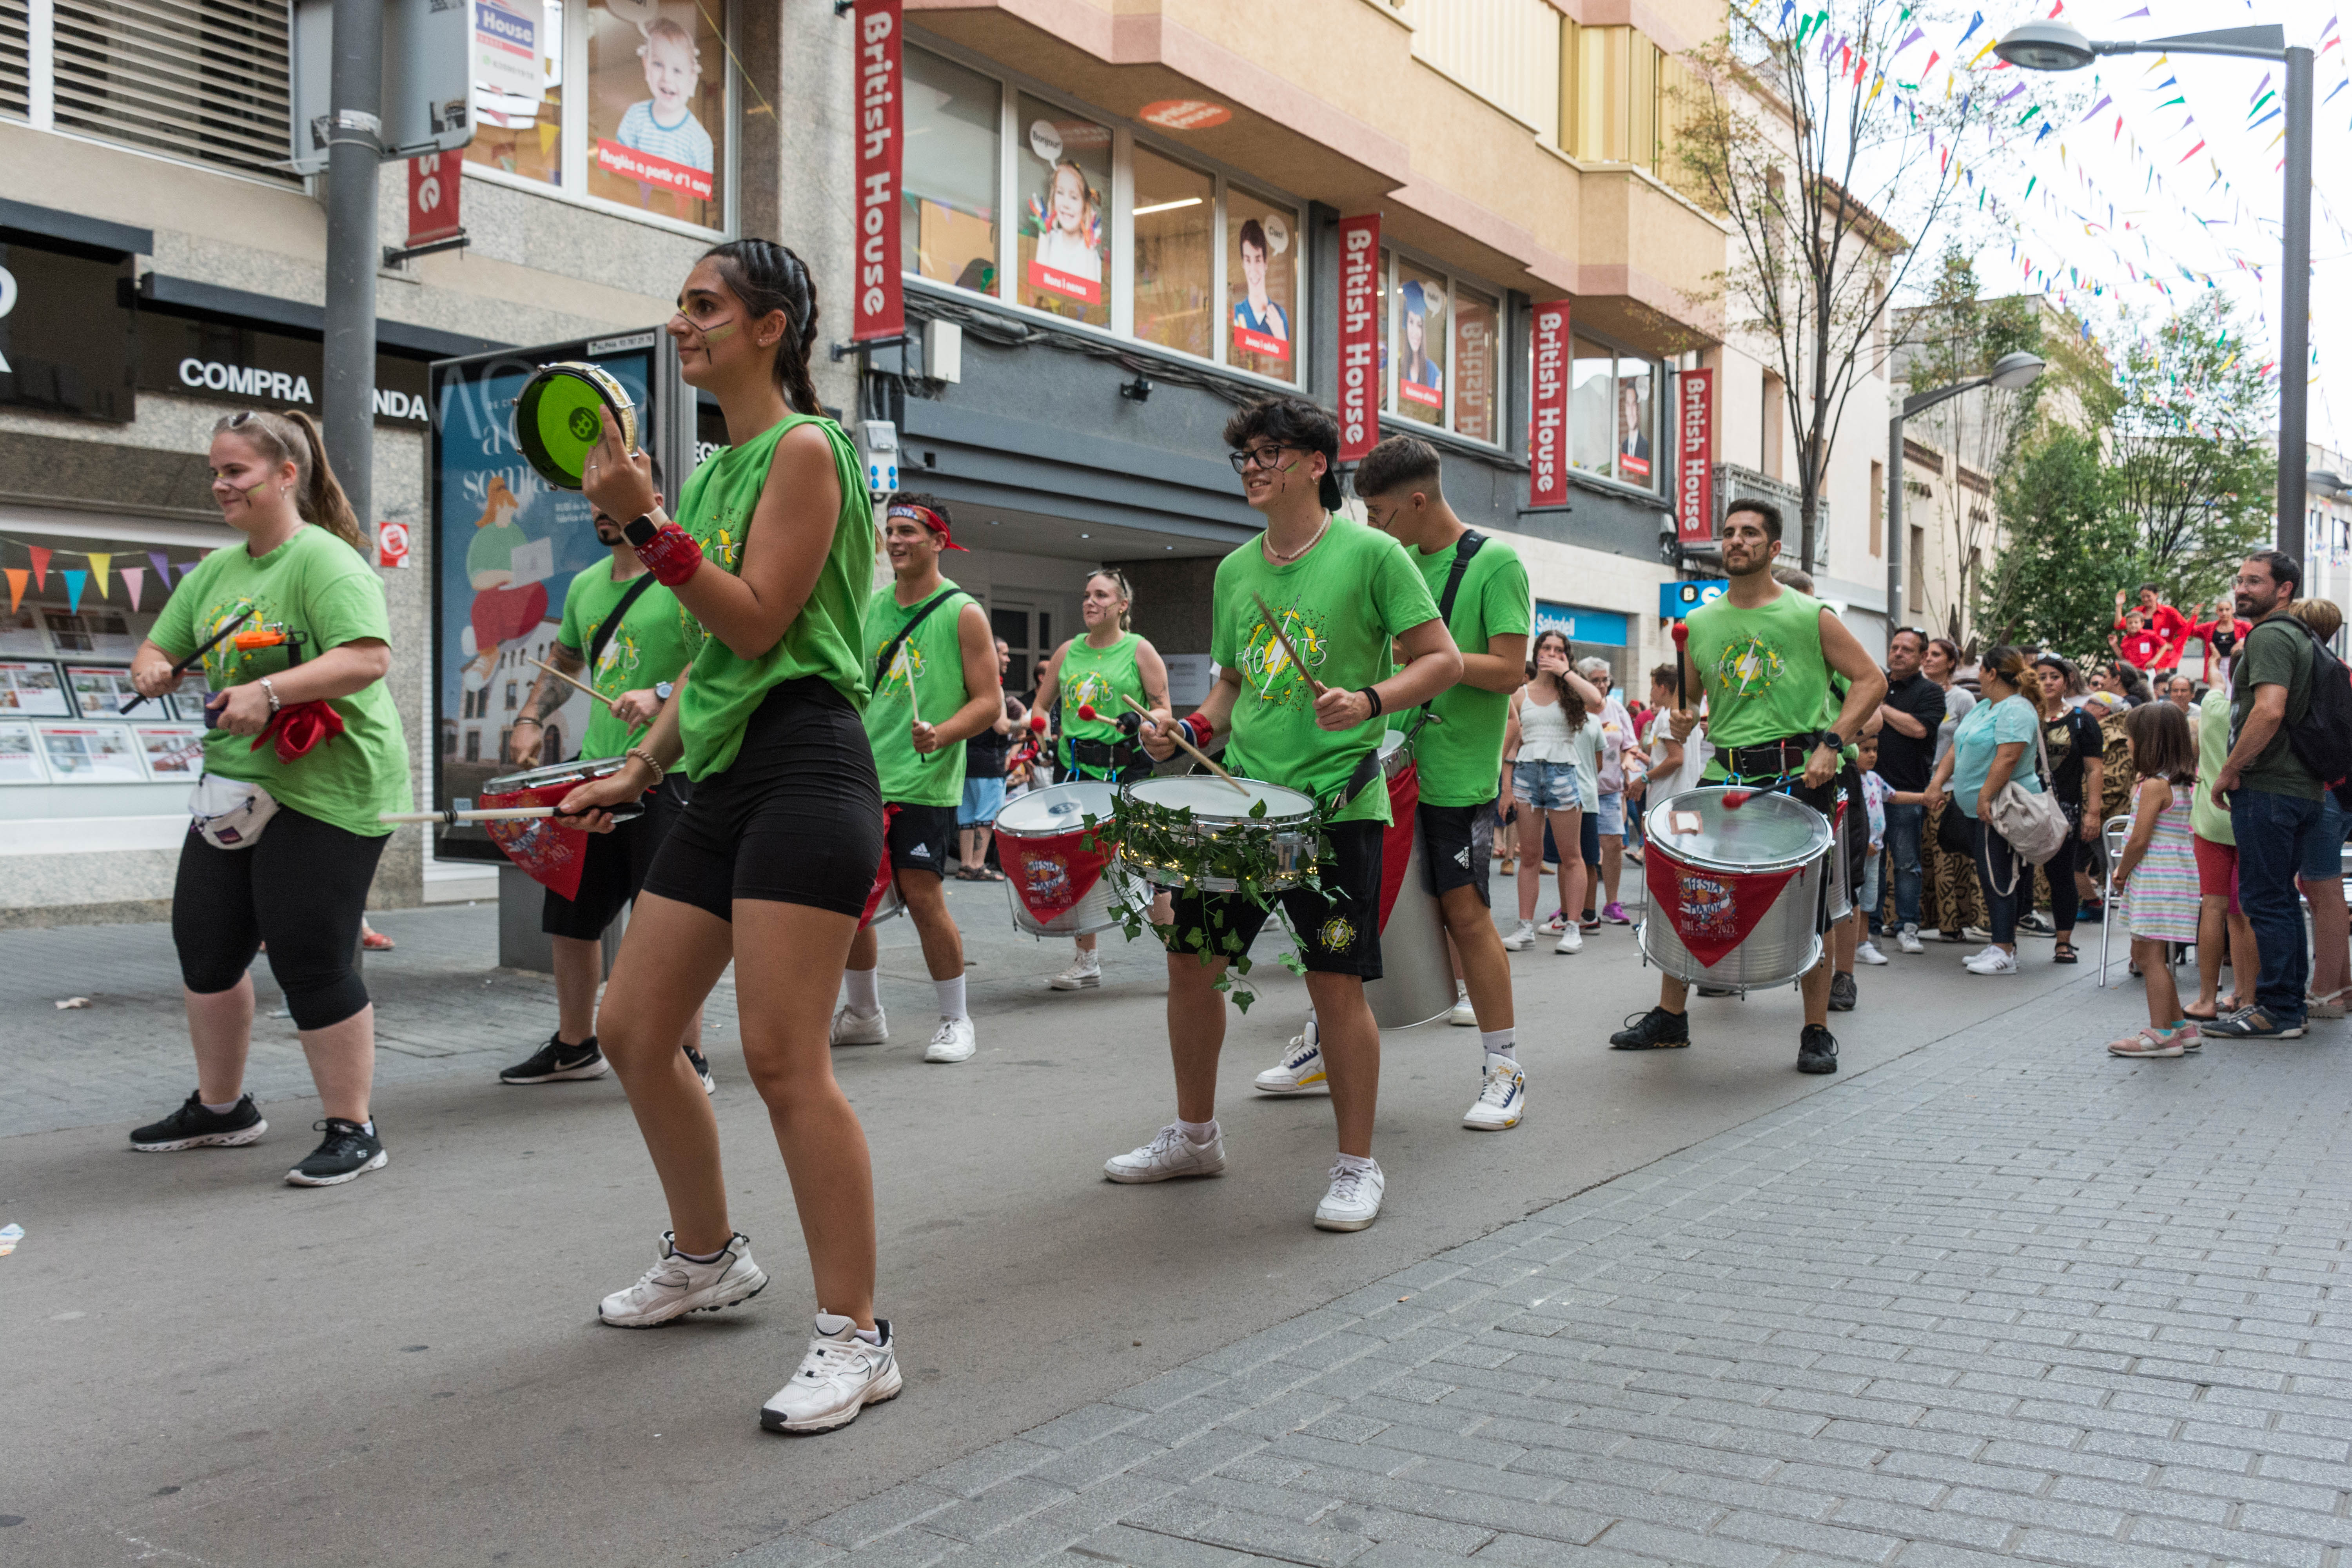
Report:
1517,687,1580,763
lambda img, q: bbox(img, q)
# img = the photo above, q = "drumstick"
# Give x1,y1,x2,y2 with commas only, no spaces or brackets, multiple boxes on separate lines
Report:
119,607,255,713
528,656,620,715
894,644,947,766
378,806,579,825
1116,692,1247,794
1671,621,1690,712
1249,591,1327,697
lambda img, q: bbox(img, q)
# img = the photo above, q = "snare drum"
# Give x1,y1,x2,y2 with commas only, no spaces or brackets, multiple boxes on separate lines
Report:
1115,775,1319,893
993,780,1126,936
480,757,645,822
515,361,640,491
1638,786,1833,992
478,756,643,902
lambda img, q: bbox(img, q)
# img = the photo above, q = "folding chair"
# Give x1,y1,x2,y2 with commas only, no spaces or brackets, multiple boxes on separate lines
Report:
2097,814,2132,988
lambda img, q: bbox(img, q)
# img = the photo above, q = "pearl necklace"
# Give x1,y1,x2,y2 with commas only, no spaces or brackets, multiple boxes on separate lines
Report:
1260,514,1330,565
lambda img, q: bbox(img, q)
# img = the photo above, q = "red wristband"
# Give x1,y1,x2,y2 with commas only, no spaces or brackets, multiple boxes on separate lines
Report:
1181,712,1212,749
632,522,704,587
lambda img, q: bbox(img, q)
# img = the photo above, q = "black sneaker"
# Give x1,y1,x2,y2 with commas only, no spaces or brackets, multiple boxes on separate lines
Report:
2203,1006,2307,1040
285,1118,388,1187
2016,911,2056,937
131,1091,267,1152
499,1033,609,1084
1797,1024,1839,1074
1610,1007,1691,1050
1828,971,1858,1012
684,1043,717,1095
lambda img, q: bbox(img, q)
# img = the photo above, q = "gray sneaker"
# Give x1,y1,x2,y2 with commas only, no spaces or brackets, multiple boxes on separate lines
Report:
1828,971,1858,1012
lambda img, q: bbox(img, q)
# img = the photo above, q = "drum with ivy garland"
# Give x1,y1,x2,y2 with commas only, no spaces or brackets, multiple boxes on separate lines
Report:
1114,775,1319,893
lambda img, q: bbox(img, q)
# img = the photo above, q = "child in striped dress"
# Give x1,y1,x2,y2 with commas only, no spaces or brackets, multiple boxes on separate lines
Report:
2106,701,2204,1058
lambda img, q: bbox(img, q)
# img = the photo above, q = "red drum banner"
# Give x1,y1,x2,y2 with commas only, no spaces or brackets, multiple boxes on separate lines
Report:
478,780,591,902
1644,848,1798,969
1375,760,1420,931
860,804,902,927
853,0,904,342
1337,215,1381,463
997,828,1114,923
1529,300,1569,506
1676,367,1715,548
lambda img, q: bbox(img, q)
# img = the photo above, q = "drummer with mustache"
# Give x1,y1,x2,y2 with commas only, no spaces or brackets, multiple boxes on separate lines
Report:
1610,500,1885,1073
502,468,715,1092
1112,395,1461,1233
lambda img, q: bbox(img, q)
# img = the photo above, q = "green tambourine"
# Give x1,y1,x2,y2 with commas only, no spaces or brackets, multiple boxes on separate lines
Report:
515,361,639,491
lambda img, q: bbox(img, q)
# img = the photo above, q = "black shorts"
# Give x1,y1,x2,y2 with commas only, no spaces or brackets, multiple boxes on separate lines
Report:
885,801,959,877
1161,818,1385,978
641,678,884,922
541,776,693,939
1419,801,1492,908
1838,764,1868,904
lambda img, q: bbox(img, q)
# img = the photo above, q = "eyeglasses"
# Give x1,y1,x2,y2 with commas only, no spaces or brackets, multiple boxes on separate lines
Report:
1228,444,1296,474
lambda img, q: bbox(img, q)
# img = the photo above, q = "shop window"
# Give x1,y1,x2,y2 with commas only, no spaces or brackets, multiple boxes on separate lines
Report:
1569,339,1614,473
903,48,1000,294
1394,261,1447,427
1016,95,1111,327
1132,148,1213,359
1226,187,1298,384
1615,360,1653,484
1453,285,1500,443
1378,249,1393,411
468,0,564,187
586,0,726,230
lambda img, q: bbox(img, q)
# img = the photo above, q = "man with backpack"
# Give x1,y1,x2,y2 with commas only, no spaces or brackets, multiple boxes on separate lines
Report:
2205,550,2351,1040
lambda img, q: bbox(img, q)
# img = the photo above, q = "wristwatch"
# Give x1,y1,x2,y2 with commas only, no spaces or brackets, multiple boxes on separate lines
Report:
654,681,675,701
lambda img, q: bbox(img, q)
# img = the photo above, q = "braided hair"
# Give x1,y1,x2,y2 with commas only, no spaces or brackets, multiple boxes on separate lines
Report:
698,238,822,416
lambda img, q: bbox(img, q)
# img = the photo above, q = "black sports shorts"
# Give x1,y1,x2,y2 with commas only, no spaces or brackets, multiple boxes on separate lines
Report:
1418,801,1492,908
884,801,959,878
1161,818,1385,978
541,775,693,939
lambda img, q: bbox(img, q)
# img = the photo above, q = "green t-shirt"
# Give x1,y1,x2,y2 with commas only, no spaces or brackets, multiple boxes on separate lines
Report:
2192,688,2234,844
673,415,876,782
1403,534,1530,808
862,579,978,808
1057,632,1145,755
2230,613,2321,800
150,524,413,837
1686,586,1832,764
556,562,695,759
1210,518,1441,826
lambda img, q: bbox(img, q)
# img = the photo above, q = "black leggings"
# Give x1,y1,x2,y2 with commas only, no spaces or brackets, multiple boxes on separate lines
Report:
2042,802,2084,938
173,806,387,1030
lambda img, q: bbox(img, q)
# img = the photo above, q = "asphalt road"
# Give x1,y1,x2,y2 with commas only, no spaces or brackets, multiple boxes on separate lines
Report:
0,884,2090,1566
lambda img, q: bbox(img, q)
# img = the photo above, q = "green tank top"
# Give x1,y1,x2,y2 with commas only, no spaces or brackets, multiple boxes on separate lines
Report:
1685,586,1831,759
862,577,977,807
1057,631,1144,766
673,414,875,782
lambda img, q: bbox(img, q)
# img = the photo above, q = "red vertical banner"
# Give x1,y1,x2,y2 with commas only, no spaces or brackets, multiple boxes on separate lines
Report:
407,152,462,246
1676,367,1715,548
1336,214,1381,463
1528,300,1570,507
854,0,905,343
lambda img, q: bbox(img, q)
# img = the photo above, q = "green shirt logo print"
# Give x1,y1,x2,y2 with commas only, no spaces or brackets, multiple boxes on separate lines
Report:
1244,610,1326,704
1715,635,1787,700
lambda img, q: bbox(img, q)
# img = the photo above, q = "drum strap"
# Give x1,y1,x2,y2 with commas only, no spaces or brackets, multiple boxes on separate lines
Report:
589,573,659,669
1437,530,1487,625
871,588,960,688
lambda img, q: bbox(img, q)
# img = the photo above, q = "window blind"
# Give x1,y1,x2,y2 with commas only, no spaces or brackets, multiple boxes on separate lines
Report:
51,0,291,180
0,0,30,122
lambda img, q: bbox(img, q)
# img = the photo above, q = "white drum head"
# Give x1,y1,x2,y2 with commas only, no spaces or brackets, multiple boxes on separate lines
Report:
995,780,1116,836
1125,775,1315,821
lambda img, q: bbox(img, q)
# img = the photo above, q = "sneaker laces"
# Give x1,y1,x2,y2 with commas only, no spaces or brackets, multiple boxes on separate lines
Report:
792,1329,883,1391
1478,1063,1520,1106
1325,1162,1371,1204
1281,1035,1319,1069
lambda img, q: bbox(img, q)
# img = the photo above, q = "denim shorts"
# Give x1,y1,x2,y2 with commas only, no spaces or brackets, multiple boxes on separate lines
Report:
2302,791,2350,882
1513,760,1581,812
958,774,1007,828
1596,790,1625,837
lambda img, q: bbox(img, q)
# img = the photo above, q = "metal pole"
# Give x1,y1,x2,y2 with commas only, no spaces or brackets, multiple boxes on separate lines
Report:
2276,44,2313,564
1886,413,1905,629
323,0,384,533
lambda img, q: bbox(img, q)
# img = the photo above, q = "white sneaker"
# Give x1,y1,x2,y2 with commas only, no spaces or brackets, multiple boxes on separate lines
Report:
760,1314,903,1434
1855,939,1888,965
1964,948,2019,975
1961,944,2000,967
1963,926,1993,943
1501,920,1538,951
1448,985,1476,1027
1049,954,1101,990
1105,1123,1227,1183
1554,926,1583,954
598,1231,769,1328
1255,1025,1327,1094
1462,1053,1526,1131
1896,925,1924,955
830,1005,887,1046
924,1016,976,1063
1314,1160,1385,1231
1539,914,1567,934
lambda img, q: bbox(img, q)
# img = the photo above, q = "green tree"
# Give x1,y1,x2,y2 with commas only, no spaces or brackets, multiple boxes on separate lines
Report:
1978,429,2135,657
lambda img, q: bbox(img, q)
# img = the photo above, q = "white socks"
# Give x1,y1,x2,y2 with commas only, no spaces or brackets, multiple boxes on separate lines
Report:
201,1098,241,1115
844,967,880,1014
1481,1029,1516,1059
1334,1151,1378,1175
935,975,967,1020
1178,1118,1218,1145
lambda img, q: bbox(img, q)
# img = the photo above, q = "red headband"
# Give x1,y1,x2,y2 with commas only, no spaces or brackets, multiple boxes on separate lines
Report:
887,503,967,551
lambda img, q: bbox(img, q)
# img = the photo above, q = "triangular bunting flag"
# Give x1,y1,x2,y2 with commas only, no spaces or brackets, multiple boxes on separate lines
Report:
63,570,87,613
122,567,146,611
148,551,172,584
86,553,111,602
3,569,24,614
28,546,49,590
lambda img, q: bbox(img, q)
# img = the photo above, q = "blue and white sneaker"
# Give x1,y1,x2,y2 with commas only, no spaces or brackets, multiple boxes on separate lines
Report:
1254,1024,1327,1095
1462,1053,1526,1131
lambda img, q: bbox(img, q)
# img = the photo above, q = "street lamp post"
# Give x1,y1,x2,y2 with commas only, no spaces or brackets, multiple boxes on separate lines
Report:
1886,351,2046,632
1994,21,2312,563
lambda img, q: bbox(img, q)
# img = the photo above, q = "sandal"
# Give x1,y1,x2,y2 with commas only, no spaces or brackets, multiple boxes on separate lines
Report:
2052,942,2077,964
2181,1004,2220,1022
979,867,1007,882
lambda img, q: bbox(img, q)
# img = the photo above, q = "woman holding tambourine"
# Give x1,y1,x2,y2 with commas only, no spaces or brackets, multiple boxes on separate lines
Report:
552,238,899,1436
125,408,413,1189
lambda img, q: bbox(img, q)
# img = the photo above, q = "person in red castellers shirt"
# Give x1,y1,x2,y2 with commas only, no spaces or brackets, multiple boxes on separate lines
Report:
2113,583,2189,679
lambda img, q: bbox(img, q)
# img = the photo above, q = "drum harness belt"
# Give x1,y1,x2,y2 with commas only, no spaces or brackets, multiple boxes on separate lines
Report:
1330,530,1484,810
870,587,960,689
1715,733,1840,789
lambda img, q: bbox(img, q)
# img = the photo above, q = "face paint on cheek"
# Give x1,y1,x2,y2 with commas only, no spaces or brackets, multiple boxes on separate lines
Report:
699,322,738,345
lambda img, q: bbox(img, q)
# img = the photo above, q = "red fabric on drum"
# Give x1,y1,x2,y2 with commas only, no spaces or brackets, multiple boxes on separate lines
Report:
859,804,902,929
1376,762,1420,933
999,825,1112,922
479,777,592,902
1644,848,1800,969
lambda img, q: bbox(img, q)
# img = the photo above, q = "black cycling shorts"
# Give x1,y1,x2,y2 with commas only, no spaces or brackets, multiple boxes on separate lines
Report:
641,678,884,922
1161,818,1385,978
1418,801,1492,908
885,801,959,877
541,775,693,940
173,805,387,1031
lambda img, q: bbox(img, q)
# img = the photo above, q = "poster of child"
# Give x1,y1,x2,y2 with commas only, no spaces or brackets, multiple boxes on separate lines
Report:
1034,160,1102,281
1018,103,1110,325
615,19,713,180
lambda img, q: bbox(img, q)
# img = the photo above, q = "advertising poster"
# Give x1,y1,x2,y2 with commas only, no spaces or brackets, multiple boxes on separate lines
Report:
1677,368,1715,548
1528,301,1569,507
64,664,140,719
0,660,70,716
0,720,45,784
1017,97,1110,326
431,339,659,861
1227,191,1295,381
589,0,728,227
1336,215,1380,463
134,724,206,780
1395,262,1447,422
36,723,145,782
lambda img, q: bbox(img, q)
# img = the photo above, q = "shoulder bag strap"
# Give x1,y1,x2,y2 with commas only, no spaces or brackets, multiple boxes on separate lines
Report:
871,588,960,688
588,572,659,670
1436,530,1486,624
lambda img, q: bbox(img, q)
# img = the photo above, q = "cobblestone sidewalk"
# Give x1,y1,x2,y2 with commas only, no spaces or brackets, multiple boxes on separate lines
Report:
745,978,2352,1568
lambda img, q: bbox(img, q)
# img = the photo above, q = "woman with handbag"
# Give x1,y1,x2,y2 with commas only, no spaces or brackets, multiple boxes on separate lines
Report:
1924,646,2047,976
2031,655,2104,964
1918,637,1987,941
125,409,412,1186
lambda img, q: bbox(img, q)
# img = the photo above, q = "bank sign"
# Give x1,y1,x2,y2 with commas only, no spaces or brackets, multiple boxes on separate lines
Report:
138,317,432,424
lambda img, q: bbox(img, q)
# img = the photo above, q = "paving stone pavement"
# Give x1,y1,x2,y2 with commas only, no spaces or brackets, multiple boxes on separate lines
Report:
739,976,2352,1568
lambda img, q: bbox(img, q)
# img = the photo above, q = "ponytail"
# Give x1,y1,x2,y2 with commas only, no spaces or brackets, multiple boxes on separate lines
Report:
212,408,366,554
699,238,823,416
